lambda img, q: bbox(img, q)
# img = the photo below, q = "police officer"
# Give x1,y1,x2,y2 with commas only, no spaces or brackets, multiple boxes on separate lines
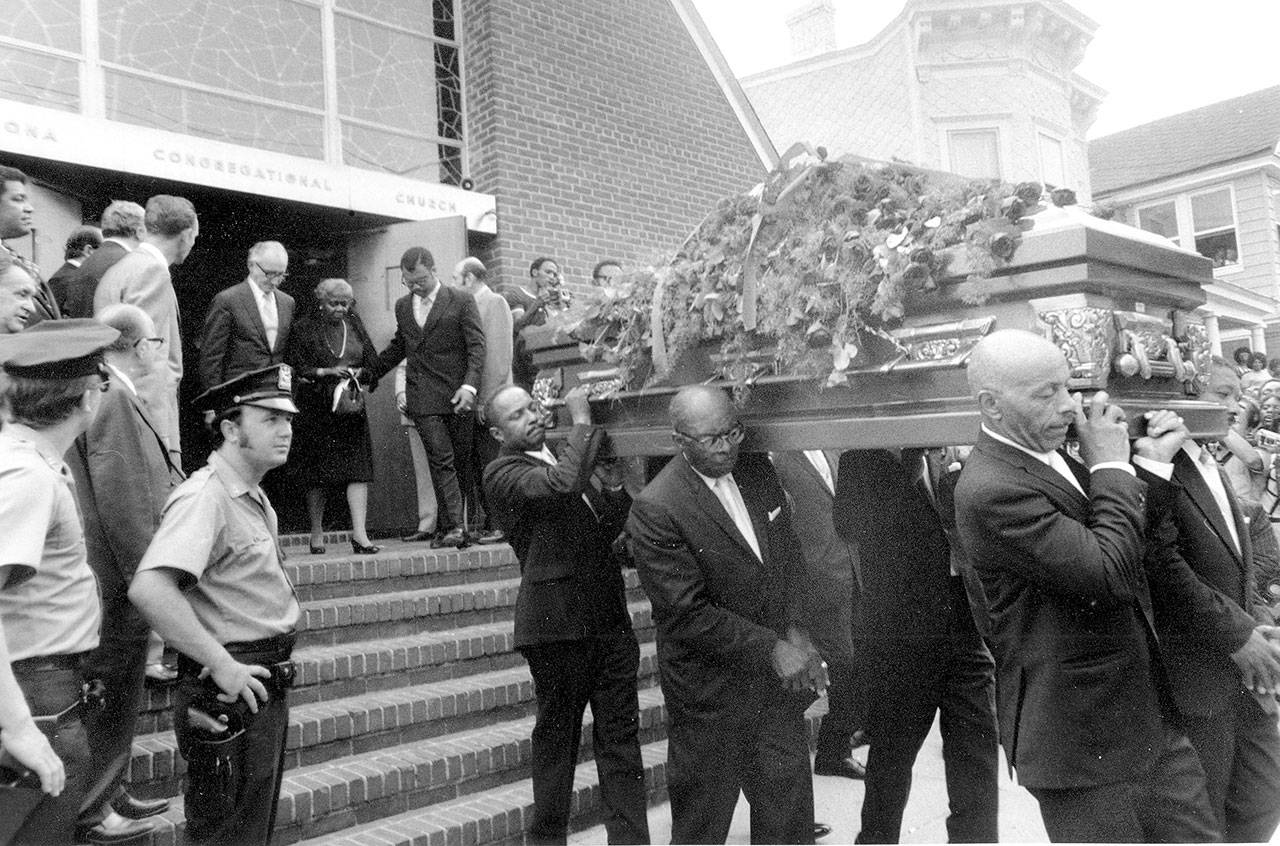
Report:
0,319,119,845
129,365,300,846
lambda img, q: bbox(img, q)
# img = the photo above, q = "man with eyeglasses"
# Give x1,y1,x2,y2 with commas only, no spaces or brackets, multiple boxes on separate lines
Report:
372,246,485,549
629,385,827,844
67,304,185,842
199,241,295,398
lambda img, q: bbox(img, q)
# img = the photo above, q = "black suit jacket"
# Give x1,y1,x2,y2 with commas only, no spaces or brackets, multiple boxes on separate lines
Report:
198,280,295,390
483,425,632,648
835,449,970,646
954,430,1167,790
67,380,184,604
628,452,812,724
771,450,860,658
1142,449,1269,718
46,261,79,312
62,240,127,319
373,285,485,415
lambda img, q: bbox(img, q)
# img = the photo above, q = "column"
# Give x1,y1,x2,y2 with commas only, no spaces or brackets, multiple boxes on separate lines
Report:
1252,325,1267,355
1204,313,1221,356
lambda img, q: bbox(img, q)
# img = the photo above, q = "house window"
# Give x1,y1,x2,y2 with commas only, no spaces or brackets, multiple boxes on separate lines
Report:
948,129,1001,179
1038,133,1066,188
1190,187,1239,268
1137,200,1179,245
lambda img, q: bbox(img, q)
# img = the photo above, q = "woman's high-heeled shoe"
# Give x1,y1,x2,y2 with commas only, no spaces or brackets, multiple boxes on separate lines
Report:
351,539,380,555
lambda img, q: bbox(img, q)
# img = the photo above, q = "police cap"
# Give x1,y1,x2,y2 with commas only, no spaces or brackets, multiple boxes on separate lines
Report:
0,318,119,379
194,364,299,415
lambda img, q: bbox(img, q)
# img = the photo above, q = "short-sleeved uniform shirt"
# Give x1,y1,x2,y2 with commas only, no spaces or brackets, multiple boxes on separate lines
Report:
137,451,299,644
0,427,100,661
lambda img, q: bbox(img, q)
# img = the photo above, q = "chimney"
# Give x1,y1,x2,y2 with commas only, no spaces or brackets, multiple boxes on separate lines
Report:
787,1,838,58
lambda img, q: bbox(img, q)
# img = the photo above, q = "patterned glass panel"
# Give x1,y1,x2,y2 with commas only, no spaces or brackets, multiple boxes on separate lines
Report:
2,0,81,53
334,0,434,37
105,70,326,159
0,44,79,111
98,0,324,109
334,13,437,132
341,121,451,182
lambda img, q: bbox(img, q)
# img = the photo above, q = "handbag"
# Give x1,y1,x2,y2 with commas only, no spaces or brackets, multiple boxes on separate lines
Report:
331,375,365,416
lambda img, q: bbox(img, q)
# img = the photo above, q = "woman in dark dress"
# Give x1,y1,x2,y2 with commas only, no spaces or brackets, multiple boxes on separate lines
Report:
285,278,381,554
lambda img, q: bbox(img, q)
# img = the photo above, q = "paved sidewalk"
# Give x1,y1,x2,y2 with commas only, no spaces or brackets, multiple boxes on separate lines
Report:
572,716,1048,844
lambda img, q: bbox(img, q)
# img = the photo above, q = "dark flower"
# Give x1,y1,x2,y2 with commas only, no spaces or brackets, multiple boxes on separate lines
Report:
1004,197,1025,222
909,247,936,269
989,232,1017,260
1050,188,1077,207
1014,182,1043,204
807,328,833,348
902,262,931,285
852,174,874,197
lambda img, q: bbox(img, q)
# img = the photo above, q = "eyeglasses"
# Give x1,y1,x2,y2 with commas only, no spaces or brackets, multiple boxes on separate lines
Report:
403,267,436,286
253,262,288,282
674,422,745,449
133,336,165,350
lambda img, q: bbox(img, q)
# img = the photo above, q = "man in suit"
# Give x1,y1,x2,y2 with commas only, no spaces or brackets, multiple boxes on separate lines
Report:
455,256,512,543
1133,357,1280,841
68,303,185,839
63,200,146,319
373,246,485,548
46,225,102,311
629,386,825,844
0,249,38,333
954,328,1218,841
836,448,998,843
483,384,648,845
0,164,61,325
770,450,867,780
95,194,199,461
199,241,295,394
498,257,571,389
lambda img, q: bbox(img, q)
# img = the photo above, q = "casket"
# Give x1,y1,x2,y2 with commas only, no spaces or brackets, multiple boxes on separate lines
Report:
526,204,1224,456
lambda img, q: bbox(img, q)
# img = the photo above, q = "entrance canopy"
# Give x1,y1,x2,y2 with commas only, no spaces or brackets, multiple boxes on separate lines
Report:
1,99,497,235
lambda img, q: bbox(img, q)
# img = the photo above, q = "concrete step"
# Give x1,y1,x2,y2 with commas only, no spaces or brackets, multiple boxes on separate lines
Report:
135,603,656,735
286,543,519,603
127,641,661,798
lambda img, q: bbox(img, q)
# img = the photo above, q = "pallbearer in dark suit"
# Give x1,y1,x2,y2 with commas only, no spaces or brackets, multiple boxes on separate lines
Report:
68,304,184,840
629,386,825,844
835,448,997,843
62,200,146,319
1134,358,1280,842
770,450,866,779
954,328,1217,842
483,385,647,845
198,241,295,393
372,246,485,549
46,226,102,313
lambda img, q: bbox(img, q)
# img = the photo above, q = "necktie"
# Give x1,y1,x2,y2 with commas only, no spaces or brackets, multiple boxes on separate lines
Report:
1197,447,1241,554
714,475,762,561
262,291,278,350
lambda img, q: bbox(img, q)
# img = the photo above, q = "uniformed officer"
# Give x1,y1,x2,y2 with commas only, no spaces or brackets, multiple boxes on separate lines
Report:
129,365,300,846
0,319,119,845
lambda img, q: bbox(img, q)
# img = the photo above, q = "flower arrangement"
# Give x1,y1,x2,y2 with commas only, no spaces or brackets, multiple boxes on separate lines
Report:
562,145,1079,389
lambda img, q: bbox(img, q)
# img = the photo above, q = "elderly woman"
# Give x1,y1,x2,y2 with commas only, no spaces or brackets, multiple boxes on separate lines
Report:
285,278,381,554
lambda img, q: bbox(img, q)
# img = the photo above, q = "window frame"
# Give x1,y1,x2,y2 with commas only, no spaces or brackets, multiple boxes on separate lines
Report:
1131,185,1242,276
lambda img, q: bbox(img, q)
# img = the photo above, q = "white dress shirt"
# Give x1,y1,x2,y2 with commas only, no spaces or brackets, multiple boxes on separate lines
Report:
252,282,279,350
1134,441,1240,554
803,449,835,495
690,465,762,561
981,424,1135,496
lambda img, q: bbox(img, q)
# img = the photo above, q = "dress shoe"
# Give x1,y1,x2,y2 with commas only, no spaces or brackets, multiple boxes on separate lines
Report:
351,539,381,555
431,529,467,548
400,530,435,543
143,663,177,686
814,823,832,840
473,529,505,545
113,793,170,820
309,544,326,555
77,817,154,844
813,756,866,779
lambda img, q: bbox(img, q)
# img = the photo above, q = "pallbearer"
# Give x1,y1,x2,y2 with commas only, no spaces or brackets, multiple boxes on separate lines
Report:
129,365,300,846
0,320,119,844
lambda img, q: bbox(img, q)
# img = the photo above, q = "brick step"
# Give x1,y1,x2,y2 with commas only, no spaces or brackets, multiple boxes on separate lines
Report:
135,603,656,734
291,740,673,846
286,543,519,603
127,641,661,797
272,686,670,844
281,530,352,550
295,570,648,648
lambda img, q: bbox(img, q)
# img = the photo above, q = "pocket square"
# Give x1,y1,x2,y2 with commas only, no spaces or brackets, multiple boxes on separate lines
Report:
768,506,782,521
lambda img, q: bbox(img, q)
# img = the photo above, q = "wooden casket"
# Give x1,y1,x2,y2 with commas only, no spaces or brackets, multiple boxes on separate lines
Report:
525,198,1224,456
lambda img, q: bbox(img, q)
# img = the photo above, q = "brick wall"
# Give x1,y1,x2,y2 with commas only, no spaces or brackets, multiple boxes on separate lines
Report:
461,0,767,294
